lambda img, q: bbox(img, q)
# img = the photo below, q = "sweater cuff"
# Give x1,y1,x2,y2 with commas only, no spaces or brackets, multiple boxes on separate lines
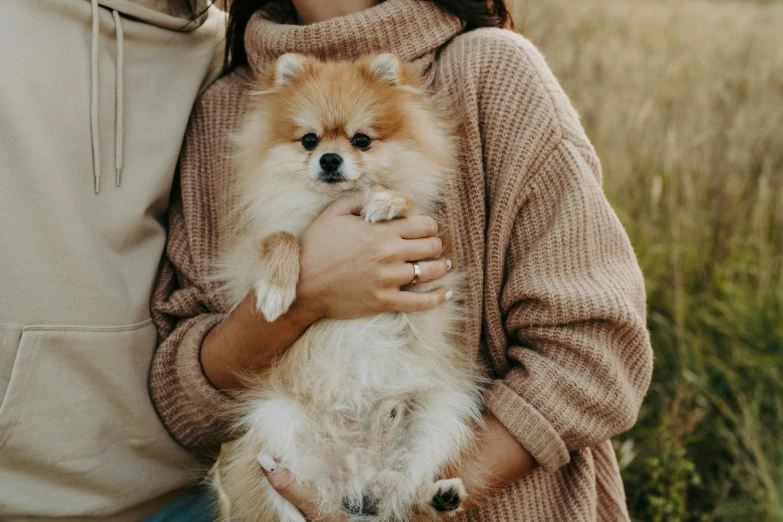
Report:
176,314,235,419
151,313,235,453
484,380,571,473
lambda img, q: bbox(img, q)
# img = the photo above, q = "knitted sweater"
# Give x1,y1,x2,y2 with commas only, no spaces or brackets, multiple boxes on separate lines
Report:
150,1,654,520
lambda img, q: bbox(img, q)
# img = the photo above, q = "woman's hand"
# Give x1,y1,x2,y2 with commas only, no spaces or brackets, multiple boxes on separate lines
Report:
297,196,452,319
201,196,451,390
258,456,347,522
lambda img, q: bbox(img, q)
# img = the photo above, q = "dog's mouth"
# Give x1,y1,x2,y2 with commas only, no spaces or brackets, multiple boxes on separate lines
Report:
318,170,347,184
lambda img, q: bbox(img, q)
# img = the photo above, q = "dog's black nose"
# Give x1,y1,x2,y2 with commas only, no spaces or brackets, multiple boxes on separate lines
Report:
319,153,343,172
343,492,379,517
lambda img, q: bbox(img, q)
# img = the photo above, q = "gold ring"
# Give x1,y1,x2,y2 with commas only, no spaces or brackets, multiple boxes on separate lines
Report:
409,261,422,285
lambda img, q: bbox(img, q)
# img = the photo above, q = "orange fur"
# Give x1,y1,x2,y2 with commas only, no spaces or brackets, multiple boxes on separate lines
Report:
258,232,299,288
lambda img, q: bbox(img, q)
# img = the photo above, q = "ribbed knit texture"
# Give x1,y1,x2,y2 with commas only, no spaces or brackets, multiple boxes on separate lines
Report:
150,1,654,520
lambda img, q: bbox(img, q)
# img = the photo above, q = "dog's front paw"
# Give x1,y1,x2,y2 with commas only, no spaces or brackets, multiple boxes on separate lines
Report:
426,478,466,517
361,189,412,223
253,231,300,322
254,279,297,322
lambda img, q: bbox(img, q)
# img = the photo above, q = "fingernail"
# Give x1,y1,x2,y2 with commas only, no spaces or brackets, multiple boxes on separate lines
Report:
445,290,453,301
257,454,277,473
446,259,452,271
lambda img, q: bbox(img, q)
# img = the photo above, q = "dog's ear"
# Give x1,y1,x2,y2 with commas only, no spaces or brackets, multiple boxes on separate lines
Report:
273,53,308,87
365,53,422,88
366,53,404,85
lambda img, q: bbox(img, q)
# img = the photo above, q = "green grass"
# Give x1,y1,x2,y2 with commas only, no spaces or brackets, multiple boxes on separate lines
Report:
517,0,783,519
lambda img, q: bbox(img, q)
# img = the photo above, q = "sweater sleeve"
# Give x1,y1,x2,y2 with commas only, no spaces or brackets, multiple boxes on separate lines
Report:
148,182,233,456
483,139,653,472
149,81,242,455
440,28,654,473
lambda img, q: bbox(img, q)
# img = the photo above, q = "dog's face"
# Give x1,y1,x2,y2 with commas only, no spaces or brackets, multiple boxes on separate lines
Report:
240,53,453,203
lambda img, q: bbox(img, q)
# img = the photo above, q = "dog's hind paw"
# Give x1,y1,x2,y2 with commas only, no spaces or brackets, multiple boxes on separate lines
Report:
427,478,466,515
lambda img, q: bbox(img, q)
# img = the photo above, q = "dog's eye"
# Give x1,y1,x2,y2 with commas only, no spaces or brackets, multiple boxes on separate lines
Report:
301,133,319,151
351,133,372,150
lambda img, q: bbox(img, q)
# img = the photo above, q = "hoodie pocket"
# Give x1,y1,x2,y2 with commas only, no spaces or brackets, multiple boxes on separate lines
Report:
0,320,198,517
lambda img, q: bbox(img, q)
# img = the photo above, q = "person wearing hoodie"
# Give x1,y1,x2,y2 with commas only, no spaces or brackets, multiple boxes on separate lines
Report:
0,0,224,519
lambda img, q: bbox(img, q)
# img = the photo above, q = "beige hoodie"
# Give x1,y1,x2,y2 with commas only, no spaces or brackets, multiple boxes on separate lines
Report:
0,0,223,518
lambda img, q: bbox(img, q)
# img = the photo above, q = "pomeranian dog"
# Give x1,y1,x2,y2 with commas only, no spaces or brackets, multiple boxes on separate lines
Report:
211,52,487,522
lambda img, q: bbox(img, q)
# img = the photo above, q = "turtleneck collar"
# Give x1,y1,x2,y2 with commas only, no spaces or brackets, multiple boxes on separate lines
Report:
244,0,464,80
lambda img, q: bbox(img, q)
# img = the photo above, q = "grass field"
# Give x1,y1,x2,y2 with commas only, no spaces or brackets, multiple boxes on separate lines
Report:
516,0,783,519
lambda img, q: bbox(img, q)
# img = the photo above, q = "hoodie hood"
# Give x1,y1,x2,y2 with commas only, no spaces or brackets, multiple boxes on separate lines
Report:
95,0,211,31
86,0,212,192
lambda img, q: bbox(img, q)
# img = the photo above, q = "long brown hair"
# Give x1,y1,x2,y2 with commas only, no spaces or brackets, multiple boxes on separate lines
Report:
221,0,513,73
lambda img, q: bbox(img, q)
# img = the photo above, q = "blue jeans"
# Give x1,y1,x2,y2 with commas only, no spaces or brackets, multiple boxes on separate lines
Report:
142,485,215,522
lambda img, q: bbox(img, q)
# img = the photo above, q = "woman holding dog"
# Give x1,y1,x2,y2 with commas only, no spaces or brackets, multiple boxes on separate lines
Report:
151,0,654,520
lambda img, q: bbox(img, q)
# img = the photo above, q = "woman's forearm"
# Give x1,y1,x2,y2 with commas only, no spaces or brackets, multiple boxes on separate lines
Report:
482,414,537,484
201,296,322,390
463,414,538,492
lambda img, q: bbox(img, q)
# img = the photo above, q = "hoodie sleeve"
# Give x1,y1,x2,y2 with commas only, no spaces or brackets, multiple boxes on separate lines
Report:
149,79,243,455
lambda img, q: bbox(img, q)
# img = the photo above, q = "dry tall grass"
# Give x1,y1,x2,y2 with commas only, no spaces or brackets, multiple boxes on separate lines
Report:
516,0,783,520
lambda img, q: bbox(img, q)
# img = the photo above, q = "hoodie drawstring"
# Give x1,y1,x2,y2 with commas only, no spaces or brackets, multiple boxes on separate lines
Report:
112,9,124,188
90,0,100,193
90,0,125,194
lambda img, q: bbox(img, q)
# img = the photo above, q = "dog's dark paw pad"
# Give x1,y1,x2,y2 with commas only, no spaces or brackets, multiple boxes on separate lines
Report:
428,478,466,513
432,487,460,512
